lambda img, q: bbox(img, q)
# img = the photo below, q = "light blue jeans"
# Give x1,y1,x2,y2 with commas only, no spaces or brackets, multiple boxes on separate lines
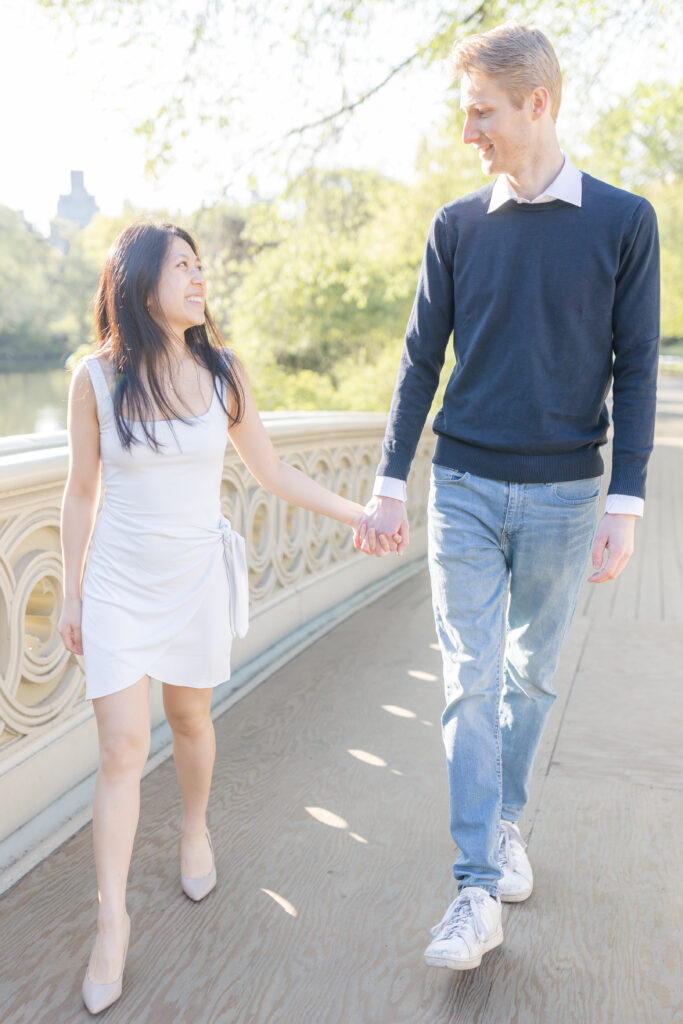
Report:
427,464,601,896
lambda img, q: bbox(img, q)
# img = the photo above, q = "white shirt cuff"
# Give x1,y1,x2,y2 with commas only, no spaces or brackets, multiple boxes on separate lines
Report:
373,476,407,501
605,493,644,517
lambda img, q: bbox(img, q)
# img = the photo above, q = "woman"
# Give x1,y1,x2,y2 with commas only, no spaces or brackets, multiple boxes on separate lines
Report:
57,222,383,1015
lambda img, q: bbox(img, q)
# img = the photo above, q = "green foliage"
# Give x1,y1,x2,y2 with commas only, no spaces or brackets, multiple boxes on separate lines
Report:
583,80,683,342
229,170,419,403
587,80,683,189
4,62,682,408
0,207,62,369
37,0,679,178
644,182,683,342
224,129,487,411
185,205,255,342
0,205,167,371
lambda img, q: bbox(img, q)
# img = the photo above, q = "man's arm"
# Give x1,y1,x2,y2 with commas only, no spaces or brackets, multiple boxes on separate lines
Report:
356,208,455,557
609,198,660,499
589,199,659,583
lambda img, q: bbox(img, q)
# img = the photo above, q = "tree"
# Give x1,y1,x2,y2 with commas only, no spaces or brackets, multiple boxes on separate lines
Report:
51,207,158,354
38,0,679,180
0,207,61,369
585,80,683,341
223,155,470,412
229,170,414,395
645,182,683,342
586,80,683,190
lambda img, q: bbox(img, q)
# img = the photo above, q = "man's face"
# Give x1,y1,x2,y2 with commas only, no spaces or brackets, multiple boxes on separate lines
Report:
460,71,535,177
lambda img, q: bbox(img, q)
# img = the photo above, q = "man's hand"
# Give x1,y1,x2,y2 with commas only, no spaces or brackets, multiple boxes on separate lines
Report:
588,513,637,583
354,495,410,557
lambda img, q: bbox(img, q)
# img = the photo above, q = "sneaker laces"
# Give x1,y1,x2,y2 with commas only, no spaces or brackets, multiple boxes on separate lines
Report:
499,820,527,872
429,889,493,944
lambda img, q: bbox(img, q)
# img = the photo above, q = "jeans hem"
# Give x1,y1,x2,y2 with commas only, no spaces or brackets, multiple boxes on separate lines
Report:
459,883,499,898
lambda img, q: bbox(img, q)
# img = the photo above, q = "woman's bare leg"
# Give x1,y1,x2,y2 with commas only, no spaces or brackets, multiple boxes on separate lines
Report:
87,675,151,983
163,684,215,877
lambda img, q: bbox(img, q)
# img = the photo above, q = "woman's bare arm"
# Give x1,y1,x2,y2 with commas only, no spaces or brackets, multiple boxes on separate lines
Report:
228,361,364,530
58,362,101,654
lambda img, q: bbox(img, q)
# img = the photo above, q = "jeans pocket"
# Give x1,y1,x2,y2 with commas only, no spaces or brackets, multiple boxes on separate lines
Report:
551,477,601,504
432,463,470,484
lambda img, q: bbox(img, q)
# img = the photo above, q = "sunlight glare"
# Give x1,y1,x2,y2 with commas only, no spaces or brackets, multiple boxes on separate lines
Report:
348,748,387,767
349,832,368,844
408,669,438,681
381,704,416,719
261,888,298,917
305,806,349,829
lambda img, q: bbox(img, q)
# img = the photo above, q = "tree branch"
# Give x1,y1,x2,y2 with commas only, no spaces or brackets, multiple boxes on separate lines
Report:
282,49,422,139
281,0,491,140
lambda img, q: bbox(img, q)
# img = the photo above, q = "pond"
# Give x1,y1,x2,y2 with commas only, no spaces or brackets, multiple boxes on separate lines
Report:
0,370,70,438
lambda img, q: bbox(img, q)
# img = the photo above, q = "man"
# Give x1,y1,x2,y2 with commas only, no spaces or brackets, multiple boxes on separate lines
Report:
355,23,659,970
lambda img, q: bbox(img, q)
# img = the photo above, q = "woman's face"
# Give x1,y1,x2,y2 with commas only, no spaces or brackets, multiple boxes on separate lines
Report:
152,236,206,337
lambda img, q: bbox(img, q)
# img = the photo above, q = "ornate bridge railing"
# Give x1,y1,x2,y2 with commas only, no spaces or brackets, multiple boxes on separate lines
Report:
0,413,432,890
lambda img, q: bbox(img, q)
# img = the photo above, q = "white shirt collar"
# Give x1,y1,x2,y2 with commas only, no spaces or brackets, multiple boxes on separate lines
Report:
487,154,582,213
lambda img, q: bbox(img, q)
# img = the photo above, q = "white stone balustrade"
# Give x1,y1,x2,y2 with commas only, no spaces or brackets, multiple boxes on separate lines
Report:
0,414,432,889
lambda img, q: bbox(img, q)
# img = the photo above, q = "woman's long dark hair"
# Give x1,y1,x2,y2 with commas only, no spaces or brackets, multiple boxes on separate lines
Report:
94,221,244,450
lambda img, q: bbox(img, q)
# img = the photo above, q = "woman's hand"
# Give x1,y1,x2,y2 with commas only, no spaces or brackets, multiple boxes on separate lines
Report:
58,596,84,655
354,496,410,557
349,503,366,532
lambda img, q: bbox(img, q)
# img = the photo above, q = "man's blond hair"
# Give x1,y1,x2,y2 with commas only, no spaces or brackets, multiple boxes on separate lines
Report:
451,22,562,121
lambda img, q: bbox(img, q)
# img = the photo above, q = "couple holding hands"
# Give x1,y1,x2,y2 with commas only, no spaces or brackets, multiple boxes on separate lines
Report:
59,21,658,1015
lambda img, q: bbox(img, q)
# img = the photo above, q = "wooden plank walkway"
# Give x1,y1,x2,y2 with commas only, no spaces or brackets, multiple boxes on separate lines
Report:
2,377,682,1024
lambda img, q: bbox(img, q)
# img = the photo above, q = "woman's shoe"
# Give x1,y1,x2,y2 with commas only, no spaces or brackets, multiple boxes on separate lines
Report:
181,828,217,902
82,914,131,1015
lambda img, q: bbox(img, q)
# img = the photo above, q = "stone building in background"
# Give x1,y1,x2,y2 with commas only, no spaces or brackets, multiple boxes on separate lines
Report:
49,171,98,252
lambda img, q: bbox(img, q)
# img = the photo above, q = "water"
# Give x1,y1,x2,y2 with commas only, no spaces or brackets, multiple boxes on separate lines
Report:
0,369,71,438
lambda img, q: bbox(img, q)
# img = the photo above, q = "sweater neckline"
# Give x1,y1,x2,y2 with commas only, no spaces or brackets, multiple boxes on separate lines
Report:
494,198,571,212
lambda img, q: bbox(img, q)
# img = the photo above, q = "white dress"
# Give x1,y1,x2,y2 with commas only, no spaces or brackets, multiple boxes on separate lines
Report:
81,354,237,699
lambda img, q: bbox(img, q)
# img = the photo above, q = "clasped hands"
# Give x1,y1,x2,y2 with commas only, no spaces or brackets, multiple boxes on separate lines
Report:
353,495,410,557
353,497,636,581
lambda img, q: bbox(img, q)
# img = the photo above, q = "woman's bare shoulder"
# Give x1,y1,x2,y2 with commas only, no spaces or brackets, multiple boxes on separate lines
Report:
93,346,117,382
71,358,94,391
71,348,114,408
69,360,98,419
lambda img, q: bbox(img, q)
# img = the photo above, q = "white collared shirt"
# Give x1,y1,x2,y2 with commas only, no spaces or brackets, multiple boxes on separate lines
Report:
374,155,644,517
487,153,583,212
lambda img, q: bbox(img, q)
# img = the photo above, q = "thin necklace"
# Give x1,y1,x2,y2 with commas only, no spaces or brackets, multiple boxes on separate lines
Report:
167,357,201,405
167,353,188,390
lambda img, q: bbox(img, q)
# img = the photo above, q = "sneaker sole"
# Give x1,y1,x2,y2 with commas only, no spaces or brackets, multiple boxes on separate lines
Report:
424,928,504,971
499,884,533,903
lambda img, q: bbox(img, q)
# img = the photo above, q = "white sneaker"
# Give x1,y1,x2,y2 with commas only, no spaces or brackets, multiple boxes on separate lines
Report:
424,887,503,970
498,820,533,902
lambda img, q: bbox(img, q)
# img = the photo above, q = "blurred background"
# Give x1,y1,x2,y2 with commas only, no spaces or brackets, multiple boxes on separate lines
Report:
1,0,681,437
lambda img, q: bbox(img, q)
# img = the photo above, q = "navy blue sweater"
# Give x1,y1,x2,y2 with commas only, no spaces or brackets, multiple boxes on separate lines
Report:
377,174,660,498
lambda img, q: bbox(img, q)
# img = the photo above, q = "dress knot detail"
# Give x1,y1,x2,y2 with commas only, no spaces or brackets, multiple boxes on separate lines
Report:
219,517,249,638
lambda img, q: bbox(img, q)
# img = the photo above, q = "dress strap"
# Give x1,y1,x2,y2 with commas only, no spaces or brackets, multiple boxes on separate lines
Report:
83,356,115,431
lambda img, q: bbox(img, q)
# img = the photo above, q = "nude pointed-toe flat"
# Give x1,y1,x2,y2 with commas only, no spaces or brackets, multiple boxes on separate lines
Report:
181,829,217,902
82,914,131,1015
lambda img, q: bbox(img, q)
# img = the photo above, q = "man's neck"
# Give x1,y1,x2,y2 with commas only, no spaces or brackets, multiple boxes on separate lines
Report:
504,145,565,201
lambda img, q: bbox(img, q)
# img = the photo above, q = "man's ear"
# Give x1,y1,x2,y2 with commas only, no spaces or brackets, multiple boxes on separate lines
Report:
530,86,550,121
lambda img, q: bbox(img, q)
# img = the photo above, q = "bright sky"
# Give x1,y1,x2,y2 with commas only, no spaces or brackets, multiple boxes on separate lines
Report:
1,0,679,236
